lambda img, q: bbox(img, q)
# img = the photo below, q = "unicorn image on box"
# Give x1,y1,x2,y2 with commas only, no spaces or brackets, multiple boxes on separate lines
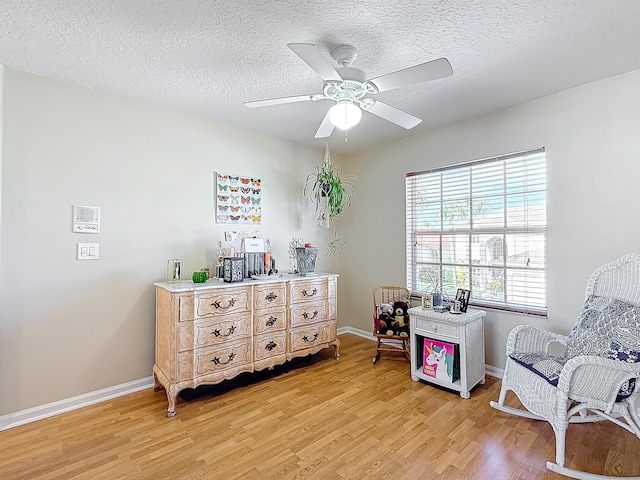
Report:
423,340,454,383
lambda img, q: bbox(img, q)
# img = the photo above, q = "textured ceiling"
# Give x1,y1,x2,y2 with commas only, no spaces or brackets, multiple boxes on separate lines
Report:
2,0,640,154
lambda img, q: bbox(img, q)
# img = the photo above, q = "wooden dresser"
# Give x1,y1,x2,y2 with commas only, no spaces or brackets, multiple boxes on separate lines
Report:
153,273,339,416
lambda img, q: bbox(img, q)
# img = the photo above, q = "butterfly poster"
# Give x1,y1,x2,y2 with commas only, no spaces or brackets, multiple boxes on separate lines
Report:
215,172,262,224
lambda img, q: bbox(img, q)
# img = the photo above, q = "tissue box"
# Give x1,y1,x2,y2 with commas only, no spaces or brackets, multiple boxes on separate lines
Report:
223,257,244,283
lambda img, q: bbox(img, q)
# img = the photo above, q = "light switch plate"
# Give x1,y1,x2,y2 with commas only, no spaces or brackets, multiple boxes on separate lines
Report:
77,243,100,260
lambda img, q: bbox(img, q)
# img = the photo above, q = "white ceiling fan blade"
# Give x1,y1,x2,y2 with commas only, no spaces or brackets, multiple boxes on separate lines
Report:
314,110,335,138
244,94,314,108
368,58,453,93
287,43,343,82
367,101,422,129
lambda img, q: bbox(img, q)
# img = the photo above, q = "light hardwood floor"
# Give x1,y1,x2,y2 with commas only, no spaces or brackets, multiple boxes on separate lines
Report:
1,333,638,479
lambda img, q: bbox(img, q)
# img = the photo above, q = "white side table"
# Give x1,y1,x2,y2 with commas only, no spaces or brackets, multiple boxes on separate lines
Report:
409,306,486,399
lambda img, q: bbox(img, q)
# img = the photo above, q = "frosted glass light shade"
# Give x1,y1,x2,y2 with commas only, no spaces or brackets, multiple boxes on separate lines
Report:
328,101,362,130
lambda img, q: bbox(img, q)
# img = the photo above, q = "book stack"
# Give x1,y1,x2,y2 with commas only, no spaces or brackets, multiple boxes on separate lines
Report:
242,251,271,278
241,237,271,278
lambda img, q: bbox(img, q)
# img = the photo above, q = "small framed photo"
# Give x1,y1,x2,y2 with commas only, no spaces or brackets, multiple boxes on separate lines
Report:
455,288,471,313
167,259,183,283
421,294,433,310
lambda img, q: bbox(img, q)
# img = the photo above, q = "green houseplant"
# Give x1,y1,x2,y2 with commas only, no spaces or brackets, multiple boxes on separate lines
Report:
304,142,356,224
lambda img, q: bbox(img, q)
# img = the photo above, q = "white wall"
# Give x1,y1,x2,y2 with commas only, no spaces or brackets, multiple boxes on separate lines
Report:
0,68,341,415
3,65,639,418
339,69,640,369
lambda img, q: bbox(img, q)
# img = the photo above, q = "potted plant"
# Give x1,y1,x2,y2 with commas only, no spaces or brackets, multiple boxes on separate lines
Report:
305,143,356,225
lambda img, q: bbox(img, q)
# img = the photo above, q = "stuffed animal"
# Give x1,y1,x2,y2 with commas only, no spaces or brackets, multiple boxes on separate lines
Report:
391,301,410,337
377,303,394,334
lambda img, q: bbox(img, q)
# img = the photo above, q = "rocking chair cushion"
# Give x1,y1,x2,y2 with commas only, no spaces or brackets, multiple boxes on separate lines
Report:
509,353,567,387
509,348,639,401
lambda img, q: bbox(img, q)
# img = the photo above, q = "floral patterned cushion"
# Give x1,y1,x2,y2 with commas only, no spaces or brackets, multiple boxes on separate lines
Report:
510,295,640,402
566,295,640,359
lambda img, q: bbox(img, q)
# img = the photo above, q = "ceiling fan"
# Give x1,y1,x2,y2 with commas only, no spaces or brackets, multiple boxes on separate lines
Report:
244,43,453,139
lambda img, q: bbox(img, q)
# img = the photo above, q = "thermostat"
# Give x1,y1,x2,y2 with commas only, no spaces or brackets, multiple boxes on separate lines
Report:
73,205,100,233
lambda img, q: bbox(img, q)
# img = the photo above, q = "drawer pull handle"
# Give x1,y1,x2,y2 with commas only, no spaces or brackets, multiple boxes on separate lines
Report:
265,292,278,302
266,316,277,327
212,298,237,310
302,288,318,297
212,325,236,337
302,333,319,343
265,341,277,351
302,310,319,320
432,326,438,332
212,352,235,365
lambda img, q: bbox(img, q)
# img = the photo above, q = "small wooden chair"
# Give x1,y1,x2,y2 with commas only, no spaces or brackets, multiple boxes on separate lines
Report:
372,285,411,364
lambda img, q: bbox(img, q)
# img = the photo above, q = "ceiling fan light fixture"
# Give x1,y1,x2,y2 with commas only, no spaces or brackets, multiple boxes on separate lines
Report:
328,100,362,130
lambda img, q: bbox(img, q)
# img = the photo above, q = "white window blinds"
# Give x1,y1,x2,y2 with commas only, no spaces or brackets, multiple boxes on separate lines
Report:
405,148,547,316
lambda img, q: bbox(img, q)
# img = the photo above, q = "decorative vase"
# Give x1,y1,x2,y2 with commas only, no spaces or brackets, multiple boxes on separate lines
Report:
295,247,318,276
432,291,443,307
192,271,207,283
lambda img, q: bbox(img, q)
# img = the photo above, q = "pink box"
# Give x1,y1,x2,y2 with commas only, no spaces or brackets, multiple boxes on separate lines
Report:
423,339,456,383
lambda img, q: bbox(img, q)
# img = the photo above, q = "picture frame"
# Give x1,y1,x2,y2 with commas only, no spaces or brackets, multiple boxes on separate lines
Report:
421,294,433,310
167,258,183,283
215,172,262,225
455,288,471,313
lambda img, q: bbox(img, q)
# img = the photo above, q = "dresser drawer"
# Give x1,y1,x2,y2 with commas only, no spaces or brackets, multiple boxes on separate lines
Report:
414,317,460,340
179,286,251,321
178,314,251,352
178,341,252,379
289,321,336,352
254,283,286,309
288,279,328,304
289,302,331,328
254,332,287,361
254,308,286,335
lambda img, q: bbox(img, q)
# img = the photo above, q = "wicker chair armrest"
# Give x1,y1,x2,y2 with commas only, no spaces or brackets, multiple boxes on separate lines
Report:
505,324,568,356
557,356,640,413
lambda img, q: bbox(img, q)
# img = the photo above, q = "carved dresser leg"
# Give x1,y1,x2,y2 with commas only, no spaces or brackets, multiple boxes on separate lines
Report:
166,386,179,418
332,339,341,360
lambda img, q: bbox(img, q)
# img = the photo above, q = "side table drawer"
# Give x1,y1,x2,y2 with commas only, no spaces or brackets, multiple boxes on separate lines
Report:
414,317,459,340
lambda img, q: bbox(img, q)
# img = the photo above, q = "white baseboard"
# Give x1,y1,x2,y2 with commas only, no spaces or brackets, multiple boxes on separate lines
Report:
338,326,503,379
0,376,154,432
484,364,504,379
337,325,376,341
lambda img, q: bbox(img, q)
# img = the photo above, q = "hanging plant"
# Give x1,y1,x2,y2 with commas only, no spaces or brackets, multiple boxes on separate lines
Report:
304,142,356,223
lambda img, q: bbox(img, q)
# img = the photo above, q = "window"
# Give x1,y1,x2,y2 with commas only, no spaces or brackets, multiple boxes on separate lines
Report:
405,148,547,316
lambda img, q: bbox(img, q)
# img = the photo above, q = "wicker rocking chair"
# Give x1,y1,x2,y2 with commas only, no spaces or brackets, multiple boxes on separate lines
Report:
372,286,411,364
490,254,640,479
